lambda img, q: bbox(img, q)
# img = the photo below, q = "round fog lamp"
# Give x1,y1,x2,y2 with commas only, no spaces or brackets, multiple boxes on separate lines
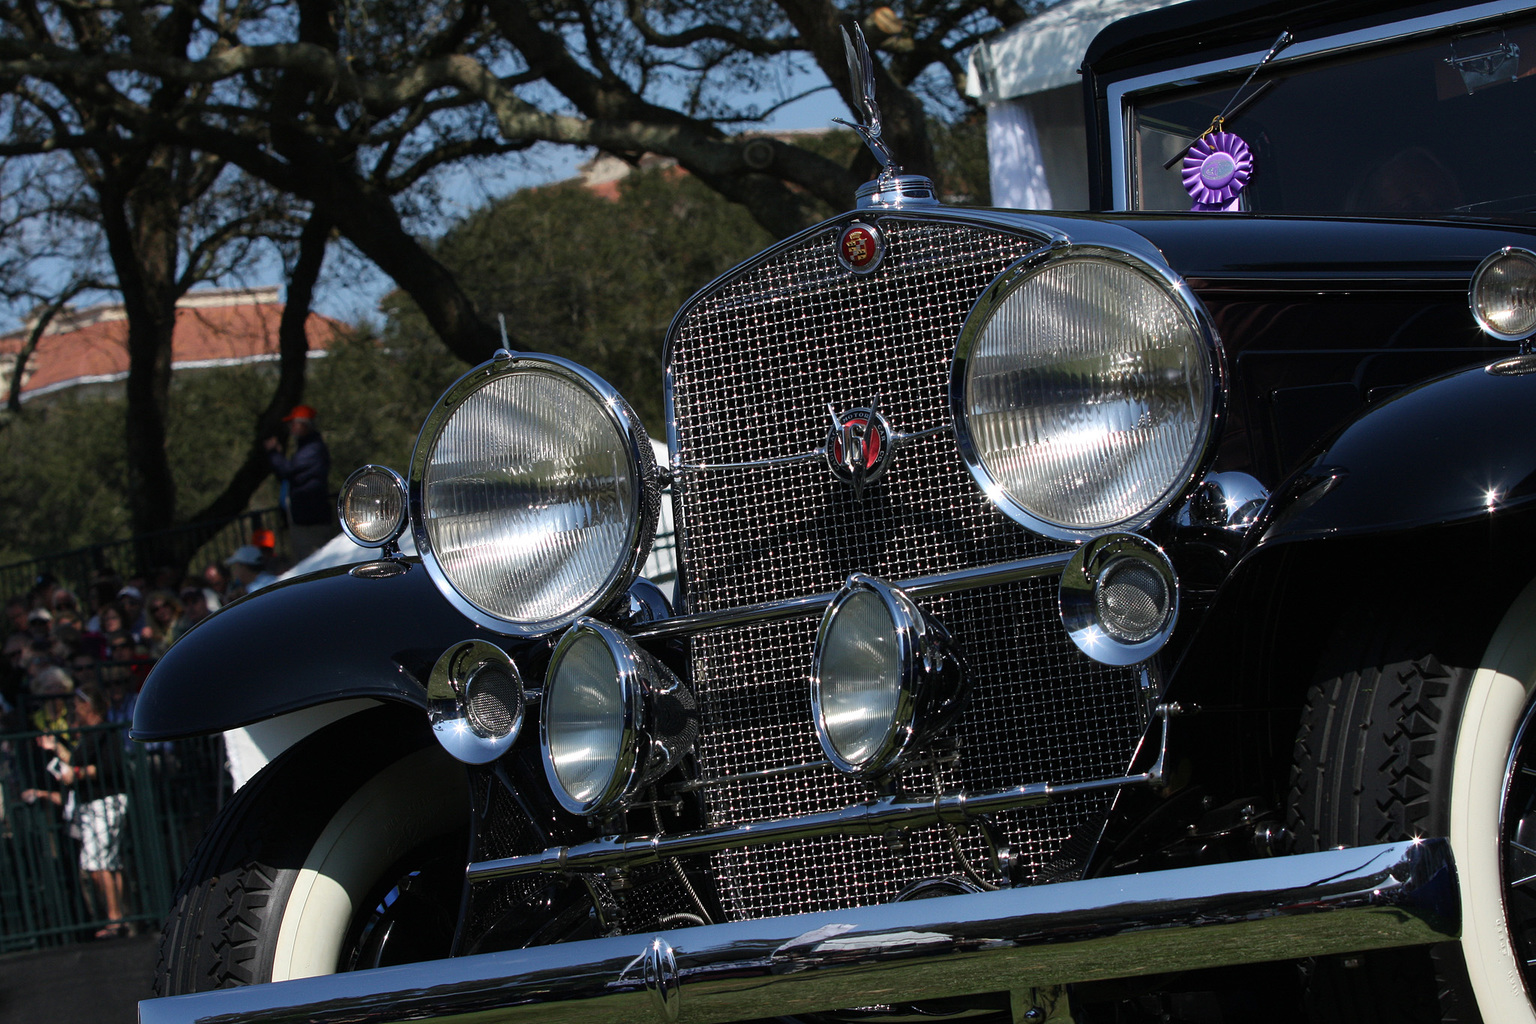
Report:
1060,533,1178,666
1471,247,1536,342
542,620,695,817
812,575,963,777
338,465,408,548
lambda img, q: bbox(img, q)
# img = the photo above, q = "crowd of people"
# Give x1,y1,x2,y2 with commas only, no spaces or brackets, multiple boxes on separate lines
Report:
0,404,334,943
0,534,297,941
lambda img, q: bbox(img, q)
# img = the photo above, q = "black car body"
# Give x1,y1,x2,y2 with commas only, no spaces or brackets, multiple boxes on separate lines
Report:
135,2,1536,1022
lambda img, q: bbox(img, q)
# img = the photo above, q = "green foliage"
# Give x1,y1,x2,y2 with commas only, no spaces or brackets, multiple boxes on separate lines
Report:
305,325,463,477
0,393,132,565
383,166,776,435
0,329,460,565
930,113,992,206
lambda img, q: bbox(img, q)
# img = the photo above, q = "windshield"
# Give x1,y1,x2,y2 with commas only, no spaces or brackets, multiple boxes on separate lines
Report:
1132,20,1536,215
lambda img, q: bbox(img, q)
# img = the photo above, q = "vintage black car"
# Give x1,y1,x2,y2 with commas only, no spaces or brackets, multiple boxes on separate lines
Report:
134,1,1536,1022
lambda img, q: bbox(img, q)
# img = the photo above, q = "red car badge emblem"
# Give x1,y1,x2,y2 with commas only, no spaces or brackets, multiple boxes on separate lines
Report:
826,399,894,498
838,221,885,274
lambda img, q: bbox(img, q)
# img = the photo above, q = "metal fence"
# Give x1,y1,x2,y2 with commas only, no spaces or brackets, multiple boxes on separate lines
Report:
0,507,289,608
0,719,228,951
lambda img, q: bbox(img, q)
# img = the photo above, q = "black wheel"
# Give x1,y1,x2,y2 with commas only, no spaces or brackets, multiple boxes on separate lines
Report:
1288,582,1536,1023
154,706,469,993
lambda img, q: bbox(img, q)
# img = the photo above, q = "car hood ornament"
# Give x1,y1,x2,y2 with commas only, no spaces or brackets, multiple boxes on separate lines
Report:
835,23,937,210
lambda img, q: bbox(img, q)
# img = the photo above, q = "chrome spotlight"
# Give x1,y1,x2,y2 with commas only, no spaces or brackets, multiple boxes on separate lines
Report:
1059,534,1179,667
337,464,408,552
1470,246,1536,343
542,619,697,817
811,574,966,777
427,641,526,764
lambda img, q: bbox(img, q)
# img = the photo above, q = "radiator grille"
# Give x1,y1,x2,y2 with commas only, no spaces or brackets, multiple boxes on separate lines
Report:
666,215,1144,921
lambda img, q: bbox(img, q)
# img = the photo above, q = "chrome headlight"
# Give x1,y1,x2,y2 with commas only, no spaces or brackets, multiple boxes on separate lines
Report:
337,465,408,548
1471,247,1536,342
952,246,1219,541
542,619,696,817
410,354,659,636
1059,533,1179,667
811,574,965,777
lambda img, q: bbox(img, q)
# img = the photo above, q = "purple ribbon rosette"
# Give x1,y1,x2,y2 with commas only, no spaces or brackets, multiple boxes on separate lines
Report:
1183,131,1252,212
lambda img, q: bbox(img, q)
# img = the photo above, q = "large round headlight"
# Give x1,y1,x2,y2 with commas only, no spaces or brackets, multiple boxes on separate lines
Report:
952,247,1218,540
410,354,659,635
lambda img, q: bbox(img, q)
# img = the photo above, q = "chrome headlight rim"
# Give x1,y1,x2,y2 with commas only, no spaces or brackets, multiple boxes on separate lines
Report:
540,618,646,817
811,573,931,777
408,352,660,638
1470,246,1536,342
950,244,1223,543
336,464,409,549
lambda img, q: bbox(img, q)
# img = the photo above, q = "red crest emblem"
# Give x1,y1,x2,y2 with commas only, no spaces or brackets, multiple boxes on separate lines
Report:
837,221,885,274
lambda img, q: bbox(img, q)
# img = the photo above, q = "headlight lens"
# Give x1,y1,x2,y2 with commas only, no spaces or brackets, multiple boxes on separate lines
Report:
410,355,658,635
814,588,903,770
1471,247,1536,342
337,465,408,548
812,575,965,777
953,247,1216,540
544,627,633,813
542,619,696,816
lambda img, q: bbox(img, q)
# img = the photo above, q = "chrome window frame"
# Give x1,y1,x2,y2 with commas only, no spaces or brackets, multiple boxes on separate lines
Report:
1105,0,1533,211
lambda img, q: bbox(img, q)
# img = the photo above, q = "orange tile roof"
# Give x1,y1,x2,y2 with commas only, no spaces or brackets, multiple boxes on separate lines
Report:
0,288,346,401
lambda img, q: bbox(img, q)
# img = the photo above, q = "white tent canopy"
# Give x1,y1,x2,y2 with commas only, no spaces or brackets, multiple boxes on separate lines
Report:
966,0,1185,210
966,0,1184,104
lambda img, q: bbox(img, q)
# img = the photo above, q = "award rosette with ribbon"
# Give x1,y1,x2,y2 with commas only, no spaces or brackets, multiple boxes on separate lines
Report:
1183,131,1252,212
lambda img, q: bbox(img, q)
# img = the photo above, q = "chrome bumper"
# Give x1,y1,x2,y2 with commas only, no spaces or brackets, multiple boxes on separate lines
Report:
138,839,1457,1024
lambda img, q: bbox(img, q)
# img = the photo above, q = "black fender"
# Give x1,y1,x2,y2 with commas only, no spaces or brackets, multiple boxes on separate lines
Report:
131,558,505,742
1158,358,1536,796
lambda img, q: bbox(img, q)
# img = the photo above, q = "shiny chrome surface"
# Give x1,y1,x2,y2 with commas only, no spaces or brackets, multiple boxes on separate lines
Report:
1059,533,1179,667
139,839,1458,1024
831,21,941,215
336,464,409,551
950,243,1222,542
1105,0,1532,210
427,641,525,765
663,209,1165,921
1180,471,1268,532
811,574,965,776
541,618,695,817
1471,246,1536,343
408,351,660,637
468,755,1160,882
627,549,1074,641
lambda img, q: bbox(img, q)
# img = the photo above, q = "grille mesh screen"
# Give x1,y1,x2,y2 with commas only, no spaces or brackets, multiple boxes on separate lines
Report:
666,217,1144,921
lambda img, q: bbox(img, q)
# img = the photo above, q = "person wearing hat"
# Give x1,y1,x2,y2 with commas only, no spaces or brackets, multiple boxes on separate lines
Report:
264,403,335,560
225,545,279,596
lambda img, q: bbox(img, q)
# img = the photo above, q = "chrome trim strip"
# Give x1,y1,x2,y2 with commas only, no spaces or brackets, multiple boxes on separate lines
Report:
1105,0,1533,210
467,766,1156,882
627,548,1075,640
138,839,1458,1024
673,423,951,473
